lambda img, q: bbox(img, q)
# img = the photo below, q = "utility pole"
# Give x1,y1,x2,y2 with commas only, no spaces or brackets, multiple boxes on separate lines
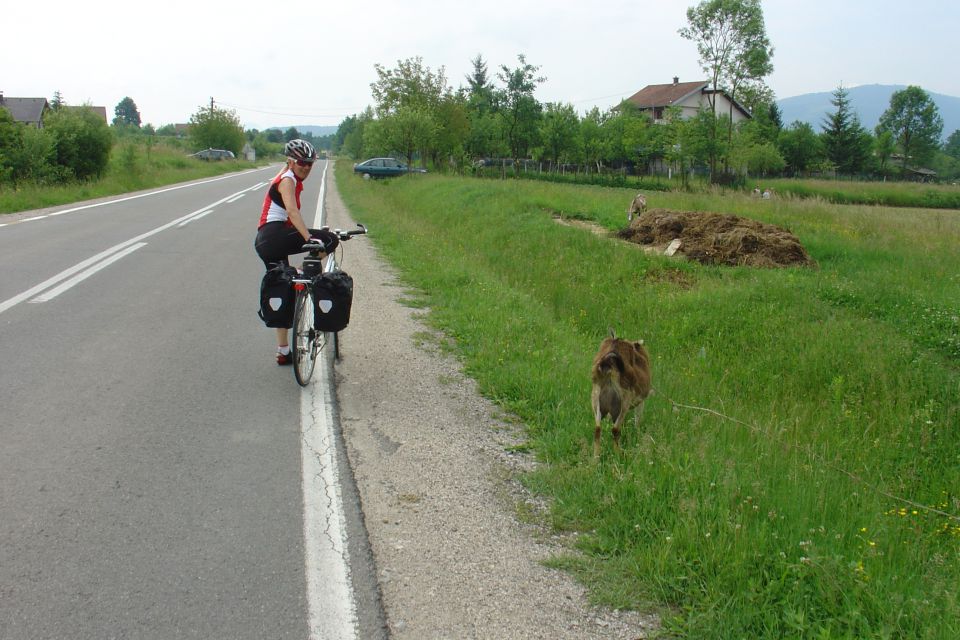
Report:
210,97,215,116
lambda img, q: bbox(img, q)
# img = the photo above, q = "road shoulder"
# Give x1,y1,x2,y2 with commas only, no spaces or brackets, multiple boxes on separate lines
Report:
325,171,659,639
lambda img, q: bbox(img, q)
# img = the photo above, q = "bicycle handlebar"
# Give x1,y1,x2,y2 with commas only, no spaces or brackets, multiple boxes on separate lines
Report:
301,223,367,254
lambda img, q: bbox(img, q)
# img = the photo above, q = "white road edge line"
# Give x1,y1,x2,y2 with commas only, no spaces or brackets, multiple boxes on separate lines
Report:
301,160,358,640
315,161,328,229
301,371,359,640
29,243,148,303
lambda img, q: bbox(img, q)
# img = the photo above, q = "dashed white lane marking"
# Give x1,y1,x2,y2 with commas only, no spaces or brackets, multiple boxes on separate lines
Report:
29,243,148,303
39,166,273,219
0,178,273,316
177,209,214,227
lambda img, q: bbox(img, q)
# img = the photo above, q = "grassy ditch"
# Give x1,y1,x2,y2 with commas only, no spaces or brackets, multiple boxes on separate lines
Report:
335,160,960,639
0,140,263,214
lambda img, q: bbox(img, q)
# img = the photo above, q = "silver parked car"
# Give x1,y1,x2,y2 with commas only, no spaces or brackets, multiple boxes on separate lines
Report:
191,148,235,161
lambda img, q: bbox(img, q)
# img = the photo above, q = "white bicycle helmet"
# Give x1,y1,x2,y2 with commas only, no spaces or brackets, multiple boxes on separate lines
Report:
285,139,317,162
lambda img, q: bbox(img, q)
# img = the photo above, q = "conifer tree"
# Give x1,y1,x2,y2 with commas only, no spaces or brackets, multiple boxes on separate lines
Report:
821,86,871,175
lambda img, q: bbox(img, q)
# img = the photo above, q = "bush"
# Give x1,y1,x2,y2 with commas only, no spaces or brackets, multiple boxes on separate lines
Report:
188,105,245,155
44,107,113,180
0,108,22,183
0,108,65,185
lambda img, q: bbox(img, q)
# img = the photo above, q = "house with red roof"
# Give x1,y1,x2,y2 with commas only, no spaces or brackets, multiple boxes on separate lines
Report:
623,77,752,124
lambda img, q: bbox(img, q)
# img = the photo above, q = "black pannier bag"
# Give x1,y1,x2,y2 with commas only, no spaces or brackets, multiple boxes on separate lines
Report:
311,271,353,332
257,263,298,328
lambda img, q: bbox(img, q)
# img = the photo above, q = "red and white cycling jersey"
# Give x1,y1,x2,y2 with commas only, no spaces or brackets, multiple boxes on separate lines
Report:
258,168,304,228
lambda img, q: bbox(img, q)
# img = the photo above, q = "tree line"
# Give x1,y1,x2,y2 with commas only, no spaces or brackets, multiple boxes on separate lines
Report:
0,93,334,188
332,55,957,183
332,0,957,183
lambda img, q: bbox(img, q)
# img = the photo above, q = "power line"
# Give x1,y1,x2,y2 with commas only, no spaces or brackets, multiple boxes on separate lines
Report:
216,100,360,119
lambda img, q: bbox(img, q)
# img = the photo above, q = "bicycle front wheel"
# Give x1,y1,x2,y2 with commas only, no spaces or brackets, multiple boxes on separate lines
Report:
292,289,317,386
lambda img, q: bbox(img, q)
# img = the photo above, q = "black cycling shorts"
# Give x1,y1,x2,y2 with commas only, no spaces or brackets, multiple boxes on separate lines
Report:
254,222,339,268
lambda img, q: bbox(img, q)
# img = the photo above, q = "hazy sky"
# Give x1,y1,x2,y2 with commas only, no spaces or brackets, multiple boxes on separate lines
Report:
6,0,957,130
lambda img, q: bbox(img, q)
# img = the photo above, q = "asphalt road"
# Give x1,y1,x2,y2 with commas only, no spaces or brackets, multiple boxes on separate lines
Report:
0,164,383,640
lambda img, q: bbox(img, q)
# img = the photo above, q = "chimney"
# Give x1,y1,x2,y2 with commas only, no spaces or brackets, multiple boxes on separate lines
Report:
673,77,679,85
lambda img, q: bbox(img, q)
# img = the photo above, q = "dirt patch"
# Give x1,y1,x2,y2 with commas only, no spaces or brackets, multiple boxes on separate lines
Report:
552,215,610,238
617,208,817,268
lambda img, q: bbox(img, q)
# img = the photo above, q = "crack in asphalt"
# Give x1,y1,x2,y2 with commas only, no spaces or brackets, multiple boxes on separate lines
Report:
300,367,360,640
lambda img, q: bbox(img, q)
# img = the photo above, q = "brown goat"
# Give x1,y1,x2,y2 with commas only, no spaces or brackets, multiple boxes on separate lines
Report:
590,329,652,458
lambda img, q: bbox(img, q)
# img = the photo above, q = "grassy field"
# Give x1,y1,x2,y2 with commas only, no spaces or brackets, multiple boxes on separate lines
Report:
757,177,960,209
335,161,960,638
493,168,960,210
0,139,263,214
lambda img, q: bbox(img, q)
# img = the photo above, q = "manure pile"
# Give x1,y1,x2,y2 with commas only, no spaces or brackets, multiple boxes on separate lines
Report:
616,209,816,268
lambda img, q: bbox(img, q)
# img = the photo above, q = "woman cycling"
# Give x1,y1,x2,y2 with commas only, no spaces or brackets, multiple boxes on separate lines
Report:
255,139,339,365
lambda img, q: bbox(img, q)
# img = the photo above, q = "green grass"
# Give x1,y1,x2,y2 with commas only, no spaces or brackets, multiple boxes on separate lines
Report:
336,160,960,639
0,139,265,214
480,168,960,210
760,178,960,210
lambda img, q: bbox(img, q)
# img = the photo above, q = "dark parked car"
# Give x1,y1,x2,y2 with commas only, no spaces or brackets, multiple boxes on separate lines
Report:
353,157,426,179
191,148,235,161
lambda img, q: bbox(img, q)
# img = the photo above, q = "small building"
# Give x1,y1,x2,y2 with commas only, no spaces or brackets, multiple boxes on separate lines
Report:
242,142,256,162
0,92,49,127
623,77,752,124
907,167,937,183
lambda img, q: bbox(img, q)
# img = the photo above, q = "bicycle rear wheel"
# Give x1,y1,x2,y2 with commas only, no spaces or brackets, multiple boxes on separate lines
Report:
292,289,317,386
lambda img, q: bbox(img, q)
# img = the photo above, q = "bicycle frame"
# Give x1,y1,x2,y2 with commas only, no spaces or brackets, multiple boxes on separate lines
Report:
290,224,367,386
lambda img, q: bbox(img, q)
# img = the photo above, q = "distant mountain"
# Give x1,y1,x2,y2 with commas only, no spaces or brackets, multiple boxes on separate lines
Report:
267,125,338,137
777,85,960,139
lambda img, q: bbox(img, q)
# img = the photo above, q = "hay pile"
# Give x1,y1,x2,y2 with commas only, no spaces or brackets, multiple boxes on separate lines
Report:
616,209,816,268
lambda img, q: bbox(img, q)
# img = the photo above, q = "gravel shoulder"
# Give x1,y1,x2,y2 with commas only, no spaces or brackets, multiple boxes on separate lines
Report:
324,172,659,639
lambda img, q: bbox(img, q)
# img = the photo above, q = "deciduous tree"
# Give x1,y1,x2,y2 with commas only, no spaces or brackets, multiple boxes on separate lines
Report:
113,97,141,128
539,102,580,168
942,129,960,160
777,121,823,176
381,105,436,168
579,108,605,172
371,57,449,116
873,129,896,176
495,54,545,162
876,85,944,171
188,103,244,155
679,0,773,175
